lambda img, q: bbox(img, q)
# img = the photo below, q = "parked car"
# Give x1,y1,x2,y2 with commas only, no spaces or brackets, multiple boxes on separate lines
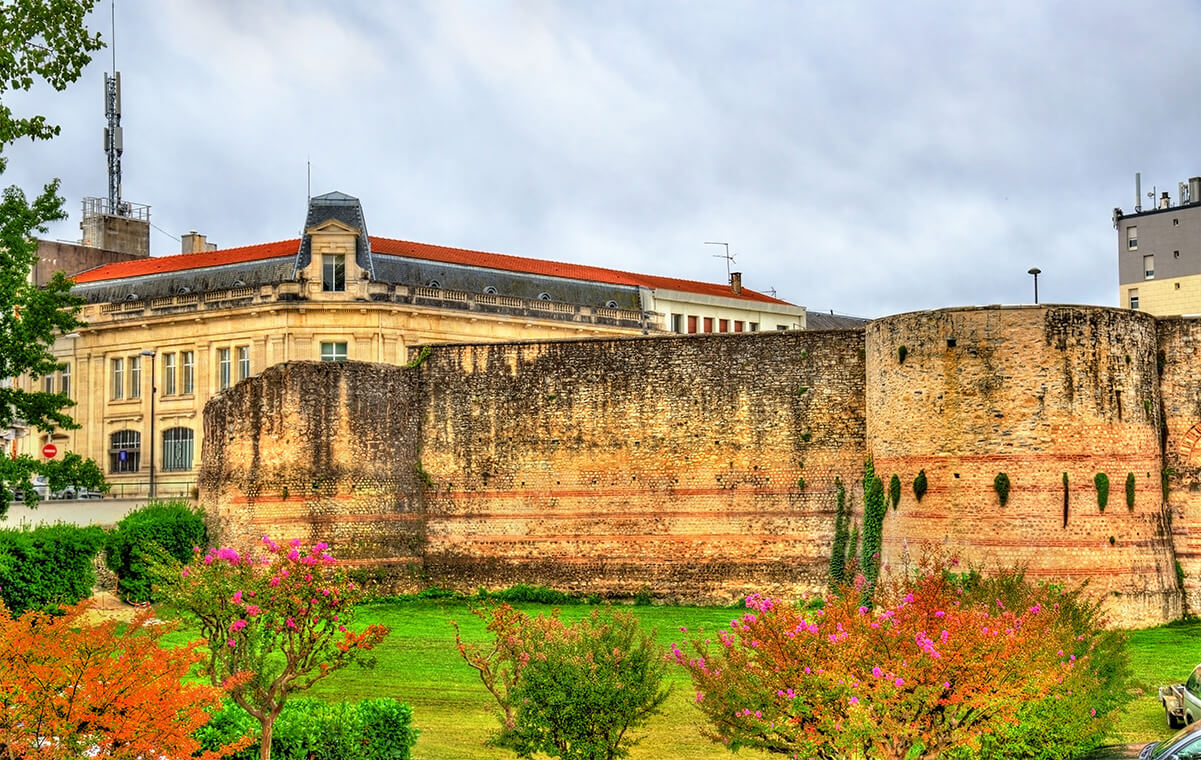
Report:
1160,664,1201,728
51,484,104,500
1140,719,1201,758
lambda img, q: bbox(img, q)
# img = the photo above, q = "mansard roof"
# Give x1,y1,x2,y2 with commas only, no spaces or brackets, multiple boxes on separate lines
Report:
71,191,793,307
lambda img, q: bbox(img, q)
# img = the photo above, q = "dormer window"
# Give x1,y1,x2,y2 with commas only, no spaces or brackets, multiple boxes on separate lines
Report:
605,300,618,308
483,286,498,295
322,254,345,292
427,280,441,289
538,292,552,301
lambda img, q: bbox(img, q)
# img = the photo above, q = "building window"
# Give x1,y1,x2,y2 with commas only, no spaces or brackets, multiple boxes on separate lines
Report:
322,254,345,292
237,345,250,381
1129,288,1140,310
42,374,53,393
671,314,684,333
719,319,729,333
483,286,498,295
129,355,142,399
1174,218,1180,226
109,430,140,473
703,317,714,333
749,323,759,332
605,300,618,308
687,315,698,334
777,324,789,331
162,427,194,472
321,342,348,362
60,363,70,399
427,280,441,289
1144,255,1155,279
1127,226,1138,250
1175,250,1181,259
218,347,231,389
182,351,194,394
734,321,744,332
111,358,124,400
163,353,176,396
538,292,552,301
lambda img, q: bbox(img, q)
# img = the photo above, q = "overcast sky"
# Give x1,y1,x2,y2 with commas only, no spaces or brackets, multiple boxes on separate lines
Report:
5,0,1199,318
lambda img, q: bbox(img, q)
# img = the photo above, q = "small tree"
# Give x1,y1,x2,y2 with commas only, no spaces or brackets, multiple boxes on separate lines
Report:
1126,472,1136,511
0,600,251,759
1095,473,1110,511
888,473,901,510
913,469,928,502
454,605,668,760
159,538,390,760
994,472,1011,507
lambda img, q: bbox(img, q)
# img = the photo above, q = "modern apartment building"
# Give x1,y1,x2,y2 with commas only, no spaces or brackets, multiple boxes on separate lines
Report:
18,191,804,495
1116,175,1201,315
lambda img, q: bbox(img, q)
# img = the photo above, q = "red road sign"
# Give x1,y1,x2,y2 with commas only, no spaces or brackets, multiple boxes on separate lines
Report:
42,443,57,458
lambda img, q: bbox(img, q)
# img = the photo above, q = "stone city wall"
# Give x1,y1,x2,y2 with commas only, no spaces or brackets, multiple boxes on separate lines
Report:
201,306,1198,626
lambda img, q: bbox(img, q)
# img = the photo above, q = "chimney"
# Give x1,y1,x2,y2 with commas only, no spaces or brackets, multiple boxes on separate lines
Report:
1160,191,1171,210
1190,177,1201,205
730,271,742,295
180,231,217,254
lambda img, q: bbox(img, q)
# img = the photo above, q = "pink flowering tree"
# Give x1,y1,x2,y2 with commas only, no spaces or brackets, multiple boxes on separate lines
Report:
159,538,390,760
673,557,1128,760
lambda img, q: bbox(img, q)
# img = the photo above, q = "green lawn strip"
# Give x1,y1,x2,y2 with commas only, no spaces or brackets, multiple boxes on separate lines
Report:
157,598,1201,757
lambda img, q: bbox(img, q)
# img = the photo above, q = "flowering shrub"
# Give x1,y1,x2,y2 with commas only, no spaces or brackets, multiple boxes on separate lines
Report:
0,600,251,759
453,605,668,760
159,538,391,760
674,558,1128,759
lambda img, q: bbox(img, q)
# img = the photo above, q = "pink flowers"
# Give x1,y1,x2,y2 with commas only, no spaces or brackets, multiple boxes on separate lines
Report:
230,619,247,631
872,666,883,678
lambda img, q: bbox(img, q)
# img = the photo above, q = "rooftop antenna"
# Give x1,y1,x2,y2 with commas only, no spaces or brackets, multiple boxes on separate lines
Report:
307,156,311,200
705,241,735,281
103,0,125,215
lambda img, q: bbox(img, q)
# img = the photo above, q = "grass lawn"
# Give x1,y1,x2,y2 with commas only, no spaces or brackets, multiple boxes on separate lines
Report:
162,597,1201,759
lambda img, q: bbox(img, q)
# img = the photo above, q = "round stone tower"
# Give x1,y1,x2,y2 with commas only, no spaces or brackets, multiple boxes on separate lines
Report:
866,305,1179,627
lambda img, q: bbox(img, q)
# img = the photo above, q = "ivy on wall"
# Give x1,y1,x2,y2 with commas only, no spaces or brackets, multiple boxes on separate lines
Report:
862,461,886,594
913,470,928,503
828,477,849,587
889,474,901,510
1126,472,1136,511
994,472,1011,507
1095,473,1109,512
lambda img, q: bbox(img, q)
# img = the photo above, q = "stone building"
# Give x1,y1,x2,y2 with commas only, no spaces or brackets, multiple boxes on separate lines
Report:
20,191,803,495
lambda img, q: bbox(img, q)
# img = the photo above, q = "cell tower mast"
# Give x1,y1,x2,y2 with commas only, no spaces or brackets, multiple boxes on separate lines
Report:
104,70,124,214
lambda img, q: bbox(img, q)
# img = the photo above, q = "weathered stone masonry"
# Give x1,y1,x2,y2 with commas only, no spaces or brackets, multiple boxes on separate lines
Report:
201,305,1201,627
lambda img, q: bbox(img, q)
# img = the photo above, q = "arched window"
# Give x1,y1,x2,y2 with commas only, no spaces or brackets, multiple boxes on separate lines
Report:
606,300,619,308
162,427,194,472
538,292,552,301
427,280,441,289
483,286,498,295
109,430,141,474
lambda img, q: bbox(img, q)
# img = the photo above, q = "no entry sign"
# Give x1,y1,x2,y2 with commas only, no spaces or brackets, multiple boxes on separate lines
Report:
42,443,57,458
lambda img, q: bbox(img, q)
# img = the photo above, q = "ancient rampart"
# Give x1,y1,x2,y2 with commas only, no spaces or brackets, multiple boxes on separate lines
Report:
201,305,1201,627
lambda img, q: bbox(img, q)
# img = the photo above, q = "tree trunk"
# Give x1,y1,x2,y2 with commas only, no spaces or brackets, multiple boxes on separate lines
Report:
259,713,276,760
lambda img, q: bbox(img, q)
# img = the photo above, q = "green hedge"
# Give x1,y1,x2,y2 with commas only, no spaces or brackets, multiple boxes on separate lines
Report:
195,698,417,760
0,523,106,613
105,500,207,603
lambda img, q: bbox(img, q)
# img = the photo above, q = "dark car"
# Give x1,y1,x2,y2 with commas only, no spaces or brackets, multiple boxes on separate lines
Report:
1141,720,1201,759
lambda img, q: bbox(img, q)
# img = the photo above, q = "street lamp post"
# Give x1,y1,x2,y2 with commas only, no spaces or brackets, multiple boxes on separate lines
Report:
1027,268,1042,304
140,349,156,498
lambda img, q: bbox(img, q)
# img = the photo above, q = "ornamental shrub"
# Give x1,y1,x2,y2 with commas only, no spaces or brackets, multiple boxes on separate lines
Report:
1095,473,1110,511
105,499,207,603
195,698,416,760
888,473,901,510
1126,472,1136,510
0,523,105,613
675,557,1129,760
159,538,391,760
453,605,668,759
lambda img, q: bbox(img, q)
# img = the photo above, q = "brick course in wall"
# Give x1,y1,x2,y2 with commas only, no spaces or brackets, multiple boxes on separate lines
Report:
201,306,1201,626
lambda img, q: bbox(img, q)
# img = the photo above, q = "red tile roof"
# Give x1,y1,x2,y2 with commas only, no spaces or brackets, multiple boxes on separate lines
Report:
71,235,793,306
71,239,299,283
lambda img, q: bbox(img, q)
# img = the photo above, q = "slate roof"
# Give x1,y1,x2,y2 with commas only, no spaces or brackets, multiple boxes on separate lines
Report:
73,236,792,306
805,311,871,329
